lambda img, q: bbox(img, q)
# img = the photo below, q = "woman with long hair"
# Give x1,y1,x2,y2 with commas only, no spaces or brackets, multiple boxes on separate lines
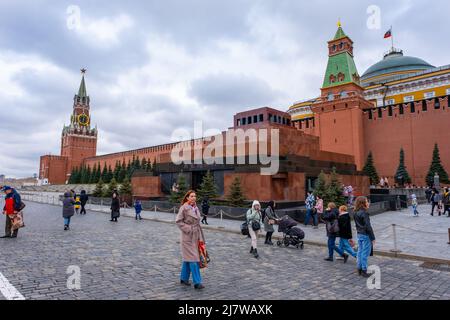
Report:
354,196,376,278
175,190,205,290
264,200,279,245
246,200,262,258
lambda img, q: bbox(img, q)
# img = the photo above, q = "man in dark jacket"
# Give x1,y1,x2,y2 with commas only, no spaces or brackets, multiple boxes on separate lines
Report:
79,190,88,215
322,203,348,263
1,186,22,238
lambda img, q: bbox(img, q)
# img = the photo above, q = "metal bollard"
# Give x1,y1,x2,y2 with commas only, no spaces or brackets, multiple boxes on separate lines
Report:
390,224,402,256
448,228,450,244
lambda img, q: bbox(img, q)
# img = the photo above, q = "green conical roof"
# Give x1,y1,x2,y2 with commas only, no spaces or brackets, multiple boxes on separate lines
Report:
78,75,87,98
334,26,347,40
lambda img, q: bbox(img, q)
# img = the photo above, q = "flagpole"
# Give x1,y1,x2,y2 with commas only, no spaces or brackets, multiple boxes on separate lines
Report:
391,25,394,51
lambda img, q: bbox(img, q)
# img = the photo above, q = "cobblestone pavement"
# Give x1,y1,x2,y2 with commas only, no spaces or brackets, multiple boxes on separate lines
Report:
0,202,449,300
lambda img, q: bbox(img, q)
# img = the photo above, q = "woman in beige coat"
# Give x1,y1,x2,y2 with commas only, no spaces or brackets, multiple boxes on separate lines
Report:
175,190,205,290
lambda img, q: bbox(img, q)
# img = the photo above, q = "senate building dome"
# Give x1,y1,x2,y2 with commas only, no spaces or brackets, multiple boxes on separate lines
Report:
361,48,435,87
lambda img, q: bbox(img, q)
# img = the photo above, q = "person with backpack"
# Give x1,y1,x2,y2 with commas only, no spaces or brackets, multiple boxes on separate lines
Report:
1,186,23,238
246,200,262,259
134,199,143,220
62,191,75,231
322,202,348,263
304,192,317,227
337,205,356,259
354,196,376,278
264,200,279,245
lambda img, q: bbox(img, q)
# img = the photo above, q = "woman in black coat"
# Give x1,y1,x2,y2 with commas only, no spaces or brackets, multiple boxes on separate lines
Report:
110,191,120,222
322,202,347,263
201,198,210,225
337,205,356,258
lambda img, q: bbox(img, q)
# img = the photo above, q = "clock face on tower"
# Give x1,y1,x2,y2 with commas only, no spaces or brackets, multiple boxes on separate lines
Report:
77,113,90,126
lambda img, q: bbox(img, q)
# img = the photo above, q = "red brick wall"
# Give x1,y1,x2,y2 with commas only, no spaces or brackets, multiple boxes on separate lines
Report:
61,134,97,173
131,176,163,198
363,97,450,185
39,155,68,184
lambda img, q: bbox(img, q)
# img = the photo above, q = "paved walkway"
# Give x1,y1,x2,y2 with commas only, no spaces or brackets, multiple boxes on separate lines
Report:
16,192,450,262
0,201,449,300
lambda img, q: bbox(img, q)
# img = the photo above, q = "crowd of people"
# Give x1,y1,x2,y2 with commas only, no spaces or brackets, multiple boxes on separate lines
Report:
3,182,446,291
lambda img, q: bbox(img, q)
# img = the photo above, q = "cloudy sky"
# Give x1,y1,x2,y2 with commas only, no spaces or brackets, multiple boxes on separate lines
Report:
1,0,449,178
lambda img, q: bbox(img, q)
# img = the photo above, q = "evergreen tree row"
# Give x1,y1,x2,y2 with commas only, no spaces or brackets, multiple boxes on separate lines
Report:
68,155,157,184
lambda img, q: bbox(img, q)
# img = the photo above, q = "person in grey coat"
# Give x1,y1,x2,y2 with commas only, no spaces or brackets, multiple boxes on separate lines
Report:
62,191,75,231
264,200,279,245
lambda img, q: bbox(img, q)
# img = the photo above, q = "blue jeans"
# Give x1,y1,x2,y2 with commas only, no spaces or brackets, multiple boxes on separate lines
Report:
327,236,345,259
338,238,356,257
412,205,419,216
180,262,202,285
135,212,141,219
304,209,318,226
357,234,372,271
64,217,71,226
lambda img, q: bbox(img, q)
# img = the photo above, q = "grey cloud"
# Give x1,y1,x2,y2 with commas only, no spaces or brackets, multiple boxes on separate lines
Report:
189,73,284,110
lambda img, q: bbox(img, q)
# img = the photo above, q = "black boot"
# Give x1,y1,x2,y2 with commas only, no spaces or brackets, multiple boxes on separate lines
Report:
250,246,254,254
253,249,259,259
357,269,362,275
361,270,371,278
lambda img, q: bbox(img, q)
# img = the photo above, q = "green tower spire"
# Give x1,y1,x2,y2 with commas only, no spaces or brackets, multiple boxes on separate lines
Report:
322,23,360,89
78,68,88,98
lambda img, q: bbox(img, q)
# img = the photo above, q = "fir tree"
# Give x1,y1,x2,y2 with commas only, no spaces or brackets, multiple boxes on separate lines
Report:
107,165,114,183
93,178,105,197
118,165,127,183
325,167,345,206
152,159,159,176
394,148,411,186
101,163,108,182
362,152,380,186
68,167,77,184
197,171,219,203
226,177,246,207
104,178,118,198
313,170,327,199
120,177,133,196
85,166,92,184
113,161,121,181
426,144,450,185
169,174,188,204
72,167,81,184
80,166,88,184
89,164,97,184
141,158,148,172
95,162,101,183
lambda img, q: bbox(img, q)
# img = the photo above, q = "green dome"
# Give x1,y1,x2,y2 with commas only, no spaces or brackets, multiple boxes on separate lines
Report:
361,49,434,85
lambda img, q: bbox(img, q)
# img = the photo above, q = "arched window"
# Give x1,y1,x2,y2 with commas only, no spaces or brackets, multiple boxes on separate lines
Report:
328,93,334,101
329,74,336,83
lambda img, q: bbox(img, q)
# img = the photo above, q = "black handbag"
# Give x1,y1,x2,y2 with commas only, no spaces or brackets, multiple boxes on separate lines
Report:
251,220,261,231
19,201,26,211
240,222,249,235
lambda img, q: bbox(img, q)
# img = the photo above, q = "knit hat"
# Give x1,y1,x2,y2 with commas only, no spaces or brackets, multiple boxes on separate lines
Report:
1,186,12,192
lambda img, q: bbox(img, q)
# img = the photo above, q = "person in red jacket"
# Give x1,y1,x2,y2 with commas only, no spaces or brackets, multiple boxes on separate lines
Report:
1,186,22,238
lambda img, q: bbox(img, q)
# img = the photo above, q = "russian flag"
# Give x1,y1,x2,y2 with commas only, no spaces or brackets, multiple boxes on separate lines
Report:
384,28,392,39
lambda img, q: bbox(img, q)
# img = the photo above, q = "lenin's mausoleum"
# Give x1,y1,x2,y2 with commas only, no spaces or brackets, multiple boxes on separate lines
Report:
39,25,450,201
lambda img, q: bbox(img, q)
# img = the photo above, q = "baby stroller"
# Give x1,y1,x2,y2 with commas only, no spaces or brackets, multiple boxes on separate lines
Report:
277,215,304,249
